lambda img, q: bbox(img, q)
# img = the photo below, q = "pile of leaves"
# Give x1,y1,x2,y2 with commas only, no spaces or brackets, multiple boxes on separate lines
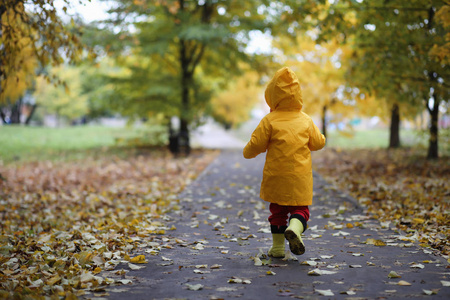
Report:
312,148,449,257
0,149,218,299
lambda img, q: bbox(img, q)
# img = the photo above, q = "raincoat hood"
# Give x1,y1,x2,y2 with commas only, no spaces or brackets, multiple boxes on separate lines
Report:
265,67,303,111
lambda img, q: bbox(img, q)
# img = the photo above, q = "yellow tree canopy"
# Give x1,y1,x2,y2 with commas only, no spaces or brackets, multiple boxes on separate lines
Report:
33,65,89,121
210,70,262,128
0,6,38,103
430,5,450,64
276,35,351,120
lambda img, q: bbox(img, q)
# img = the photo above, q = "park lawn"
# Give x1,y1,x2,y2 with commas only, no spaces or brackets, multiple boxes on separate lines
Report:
325,128,449,154
0,125,163,164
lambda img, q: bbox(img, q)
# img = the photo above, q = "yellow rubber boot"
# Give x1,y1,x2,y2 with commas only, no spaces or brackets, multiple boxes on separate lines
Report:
284,218,305,255
268,233,285,258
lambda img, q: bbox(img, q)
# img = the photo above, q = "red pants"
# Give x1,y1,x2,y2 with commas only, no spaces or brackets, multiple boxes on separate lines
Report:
268,203,310,227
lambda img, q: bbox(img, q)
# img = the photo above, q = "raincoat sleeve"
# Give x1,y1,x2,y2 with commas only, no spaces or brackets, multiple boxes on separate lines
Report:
243,117,271,159
308,119,326,151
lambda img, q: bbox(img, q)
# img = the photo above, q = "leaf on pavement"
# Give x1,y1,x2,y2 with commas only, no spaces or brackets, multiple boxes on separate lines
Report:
388,271,401,279
410,263,425,269
423,289,438,295
129,255,147,264
441,280,450,287
128,263,145,270
186,283,203,291
308,269,337,276
316,289,334,296
365,238,386,246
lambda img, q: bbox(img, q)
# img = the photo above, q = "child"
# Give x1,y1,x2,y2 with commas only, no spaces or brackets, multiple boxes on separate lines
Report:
243,67,326,257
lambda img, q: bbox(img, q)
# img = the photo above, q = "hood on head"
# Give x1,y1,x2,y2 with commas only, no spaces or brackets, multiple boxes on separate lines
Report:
264,67,303,111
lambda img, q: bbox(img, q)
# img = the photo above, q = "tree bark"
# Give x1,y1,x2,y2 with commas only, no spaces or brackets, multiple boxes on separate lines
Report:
322,104,327,138
10,97,23,124
0,109,6,123
178,37,191,155
25,104,38,125
427,95,439,159
389,103,400,148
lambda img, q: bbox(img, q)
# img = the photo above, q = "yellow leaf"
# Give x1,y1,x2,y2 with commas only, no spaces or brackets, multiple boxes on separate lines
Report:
365,238,386,246
413,218,425,224
46,275,61,286
93,267,102,274
398,280,412,286
388,271,401,279
129,255,147,264
65,292,78,300
346,223,354,228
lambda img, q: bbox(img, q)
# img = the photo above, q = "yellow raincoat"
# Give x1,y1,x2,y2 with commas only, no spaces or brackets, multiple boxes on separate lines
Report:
243,67,326,206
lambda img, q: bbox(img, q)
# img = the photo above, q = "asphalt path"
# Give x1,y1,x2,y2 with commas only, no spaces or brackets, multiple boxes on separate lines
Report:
98,149,449,300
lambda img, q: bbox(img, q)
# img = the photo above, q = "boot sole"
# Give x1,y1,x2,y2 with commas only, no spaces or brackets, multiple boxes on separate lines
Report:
284,229,305,255
268,252,285,258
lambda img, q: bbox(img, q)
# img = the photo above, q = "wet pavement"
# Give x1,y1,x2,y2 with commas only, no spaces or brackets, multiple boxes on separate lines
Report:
100,150,450,300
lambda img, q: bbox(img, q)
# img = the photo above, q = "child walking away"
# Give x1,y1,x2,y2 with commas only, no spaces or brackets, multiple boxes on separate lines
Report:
243,67,326,257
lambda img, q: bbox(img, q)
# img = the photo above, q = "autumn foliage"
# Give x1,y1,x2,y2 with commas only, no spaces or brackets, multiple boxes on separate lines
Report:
0,149,218,298
313,148,450,256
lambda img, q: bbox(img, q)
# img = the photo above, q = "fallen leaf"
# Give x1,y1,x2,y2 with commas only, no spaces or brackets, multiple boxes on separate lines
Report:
186,283,203,291
316,289,334,296
308,269,337,276
423,289,438,295
228,277,251,284
365,238,386,246
128,263,145,270
340,290,356,295
254,257,263,266
388,271,401,279
210,264,222,269
129,255,147,264
441,280,450,287
398,280,412,286
410,263,425,269
195,264,208,269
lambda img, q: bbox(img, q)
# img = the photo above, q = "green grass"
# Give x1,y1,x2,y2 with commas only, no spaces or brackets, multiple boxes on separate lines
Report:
325,128,449,155
0,125,159,164
1,125,448,164
235,124,449,156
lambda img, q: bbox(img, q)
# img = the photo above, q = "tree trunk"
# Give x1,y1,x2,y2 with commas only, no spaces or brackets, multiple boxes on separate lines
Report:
0,109,6,123
389,103,400,148
178,37,191,154
10,98,23,124
25,104,38,125
322,104,327,138
427,96,439,159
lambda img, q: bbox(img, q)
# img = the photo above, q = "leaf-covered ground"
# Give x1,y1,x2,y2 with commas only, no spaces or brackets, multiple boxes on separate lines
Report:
312,148,450,257
0,149,218,299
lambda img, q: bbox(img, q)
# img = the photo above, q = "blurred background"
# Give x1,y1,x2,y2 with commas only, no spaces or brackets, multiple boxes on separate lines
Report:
1,0,448,162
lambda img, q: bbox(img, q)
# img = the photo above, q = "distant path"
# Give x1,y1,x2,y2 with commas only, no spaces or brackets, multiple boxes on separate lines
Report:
191,120,246,149
102,150,449,300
